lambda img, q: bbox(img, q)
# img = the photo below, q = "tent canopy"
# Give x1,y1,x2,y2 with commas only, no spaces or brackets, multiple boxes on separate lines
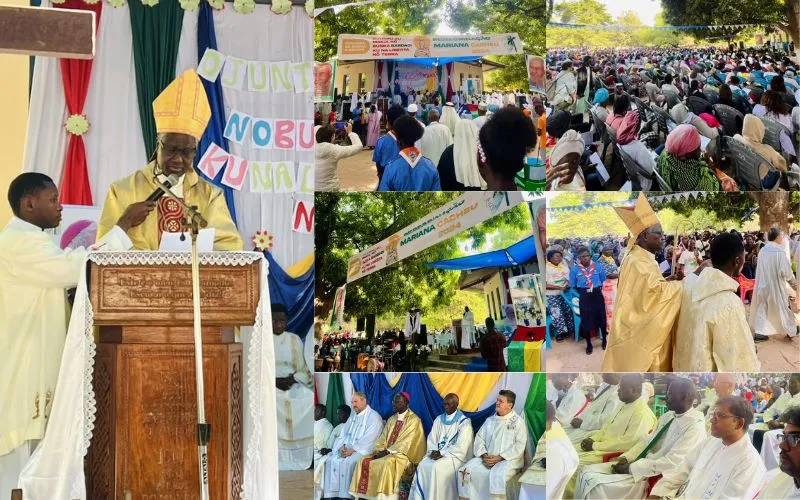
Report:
426,235,536,271
389,56,481,66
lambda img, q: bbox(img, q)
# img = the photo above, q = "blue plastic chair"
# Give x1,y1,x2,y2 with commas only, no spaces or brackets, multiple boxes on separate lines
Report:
545,315,553,349
562,288,582,342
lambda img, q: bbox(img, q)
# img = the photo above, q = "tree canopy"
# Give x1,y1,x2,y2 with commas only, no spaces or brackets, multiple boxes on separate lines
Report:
660,0,790,43
315,192,532,322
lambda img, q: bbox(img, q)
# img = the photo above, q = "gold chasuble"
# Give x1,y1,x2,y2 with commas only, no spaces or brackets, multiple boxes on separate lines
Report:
97,69,242,251
601,194,682,372
97,161,242,250
350,410,426,498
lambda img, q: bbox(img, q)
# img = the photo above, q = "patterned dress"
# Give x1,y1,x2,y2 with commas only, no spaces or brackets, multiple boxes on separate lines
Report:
546,262,575,339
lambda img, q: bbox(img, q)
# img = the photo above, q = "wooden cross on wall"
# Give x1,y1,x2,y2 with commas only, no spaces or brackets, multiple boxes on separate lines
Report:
0,4,95,59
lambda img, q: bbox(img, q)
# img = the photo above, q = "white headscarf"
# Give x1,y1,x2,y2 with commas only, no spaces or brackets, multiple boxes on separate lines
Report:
453,119,484,189
441,105,459,136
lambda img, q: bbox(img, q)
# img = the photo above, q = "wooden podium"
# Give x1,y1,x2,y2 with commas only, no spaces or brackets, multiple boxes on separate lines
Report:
86,259,260,499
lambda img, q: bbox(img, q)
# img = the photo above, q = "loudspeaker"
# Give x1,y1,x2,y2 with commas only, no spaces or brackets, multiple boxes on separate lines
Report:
417,324,427,346
366,314,375,340
356,317,366,331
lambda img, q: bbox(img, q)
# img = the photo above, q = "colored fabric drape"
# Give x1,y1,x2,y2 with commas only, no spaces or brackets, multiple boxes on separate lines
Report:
129,0,184,156
350,373,499,436
523,341,543,371
524,374,546,446
436,64,445,104
286,252,314,278
507,342,525,372
386,61,395,95
446,62,455,101
326,372,346,425
194,1,238,224
56,0,102,205
427,373,502,412
265,252,314,339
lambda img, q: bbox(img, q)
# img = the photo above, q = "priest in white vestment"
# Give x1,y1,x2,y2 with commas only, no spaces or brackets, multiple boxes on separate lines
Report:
566,374,622,445
461,306,477,349
273,303,315,470
322,392,384,499
457,390,528,500
673,233,760,372
565,374,657,498
316,404,334,461
546,379,558,406
757,406,800,499
750,229,798,338
0,173,146,496
519,401,579,500
702,373,736,433
420,109,453,167
575,378,706,499
650,396,766,499
315,405,351,500
553,374,587,427
409,394,474,500
755,375,800,471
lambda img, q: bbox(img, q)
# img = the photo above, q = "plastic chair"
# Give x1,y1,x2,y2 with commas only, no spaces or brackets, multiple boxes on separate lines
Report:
653,394,667,417
687,95,712,115
654,168,672,191
736,274,755,302
562,288,583,342
722,136,781,190
662,89,681,109
712,104,744,137
545,314,553,349
618,144,655,191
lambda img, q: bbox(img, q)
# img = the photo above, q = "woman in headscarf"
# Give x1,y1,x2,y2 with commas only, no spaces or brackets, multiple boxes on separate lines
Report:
657,124,721,191
670,102,720,155
545,248,575,342
596,244,620,335
547,129,585,191
733,114,788,172
440,103,460,136
437,119,483,191
605,93,630,132
591,88,612,122
753,90,796,157
616,111,656,191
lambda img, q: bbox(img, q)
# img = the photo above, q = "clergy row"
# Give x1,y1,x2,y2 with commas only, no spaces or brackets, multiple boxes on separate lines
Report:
0,68,315,495
313,390,541,500
547,373,800,499
599,192,795,372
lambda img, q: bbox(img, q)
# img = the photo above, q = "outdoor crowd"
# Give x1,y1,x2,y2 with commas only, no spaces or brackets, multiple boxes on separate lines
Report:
546,372,800,499
545,45,800,191
545,227,800,366
314,89,546,192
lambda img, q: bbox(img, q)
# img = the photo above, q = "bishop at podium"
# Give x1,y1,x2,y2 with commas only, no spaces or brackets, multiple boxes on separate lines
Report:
97,68,242,251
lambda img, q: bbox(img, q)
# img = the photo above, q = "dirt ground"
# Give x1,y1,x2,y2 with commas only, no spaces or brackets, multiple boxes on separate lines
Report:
280,470,312,500
546,303,800,373
338,149,379,191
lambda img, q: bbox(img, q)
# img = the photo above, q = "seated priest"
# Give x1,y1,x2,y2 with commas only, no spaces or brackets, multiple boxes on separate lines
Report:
757,406,800,499
554,374,588,427
272,303,314,470
649,396,766,498
349,392,426,499
315,404,334,462
0,173,149,495
519,401,579,500
97,69,242,251
753,373,800,471
322,392,383,499
564,374,657,498
457,390,528,500
565,374,622,445
701,373,736,433
315,405,351,500
409,393,474,500
574,377,706,499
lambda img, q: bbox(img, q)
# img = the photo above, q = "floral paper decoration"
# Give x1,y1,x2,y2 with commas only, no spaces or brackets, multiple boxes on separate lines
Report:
65,114,90,137
271,0,291,15
234,0,255,14
141,0,159,6
207,0,225,9
180,0,201,10
252,230,274,252
305,0,313,16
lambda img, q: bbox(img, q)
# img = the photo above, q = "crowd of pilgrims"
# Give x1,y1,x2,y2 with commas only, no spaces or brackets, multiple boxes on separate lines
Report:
313,388,549,500
545,45,800,191
545,228,800,365
546,372,800,499
314,88,547,192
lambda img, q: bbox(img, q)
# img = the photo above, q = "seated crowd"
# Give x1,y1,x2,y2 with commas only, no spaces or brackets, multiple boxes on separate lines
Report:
546,45,800,191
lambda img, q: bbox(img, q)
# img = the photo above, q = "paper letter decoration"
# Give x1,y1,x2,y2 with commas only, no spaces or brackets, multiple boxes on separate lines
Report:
221,154,250,191
274,119,296,150
197,143,229,179
223,111,253,145
291,61,313,93
295,120,315,151
297,162,314,194
250,161,275,193
270,61,294,93
293,200,314,234
273,161,296,193
221,56,247,90
198,48,225,82
251,118,273,149
248,61,270,92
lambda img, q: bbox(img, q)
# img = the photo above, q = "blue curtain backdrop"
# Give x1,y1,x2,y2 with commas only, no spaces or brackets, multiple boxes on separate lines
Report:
265,252,314,339
194,2,238,225
350,373,496,435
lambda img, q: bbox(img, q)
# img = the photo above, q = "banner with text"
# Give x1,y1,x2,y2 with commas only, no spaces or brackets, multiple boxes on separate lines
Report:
346,191,524,283
337,33,523,60
397,62,438,92
198,48,313,94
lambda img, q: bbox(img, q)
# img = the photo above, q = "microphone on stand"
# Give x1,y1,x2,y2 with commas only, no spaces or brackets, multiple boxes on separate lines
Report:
146,174,181,202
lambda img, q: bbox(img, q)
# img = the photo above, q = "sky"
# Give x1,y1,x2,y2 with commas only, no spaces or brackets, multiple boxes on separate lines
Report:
555,0,663,27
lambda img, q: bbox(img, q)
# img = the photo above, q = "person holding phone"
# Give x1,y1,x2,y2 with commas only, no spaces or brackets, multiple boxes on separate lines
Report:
315,121,363,191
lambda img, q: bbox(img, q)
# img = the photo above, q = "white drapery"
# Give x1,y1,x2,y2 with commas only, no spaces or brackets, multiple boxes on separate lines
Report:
18,251,277,500
22,4,313,269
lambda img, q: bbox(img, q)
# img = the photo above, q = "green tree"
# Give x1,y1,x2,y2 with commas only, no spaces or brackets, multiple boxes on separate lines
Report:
315,192,532,321
660,0,791,45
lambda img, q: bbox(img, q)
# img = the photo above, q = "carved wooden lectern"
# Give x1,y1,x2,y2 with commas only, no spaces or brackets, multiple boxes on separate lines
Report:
86,259,260,499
